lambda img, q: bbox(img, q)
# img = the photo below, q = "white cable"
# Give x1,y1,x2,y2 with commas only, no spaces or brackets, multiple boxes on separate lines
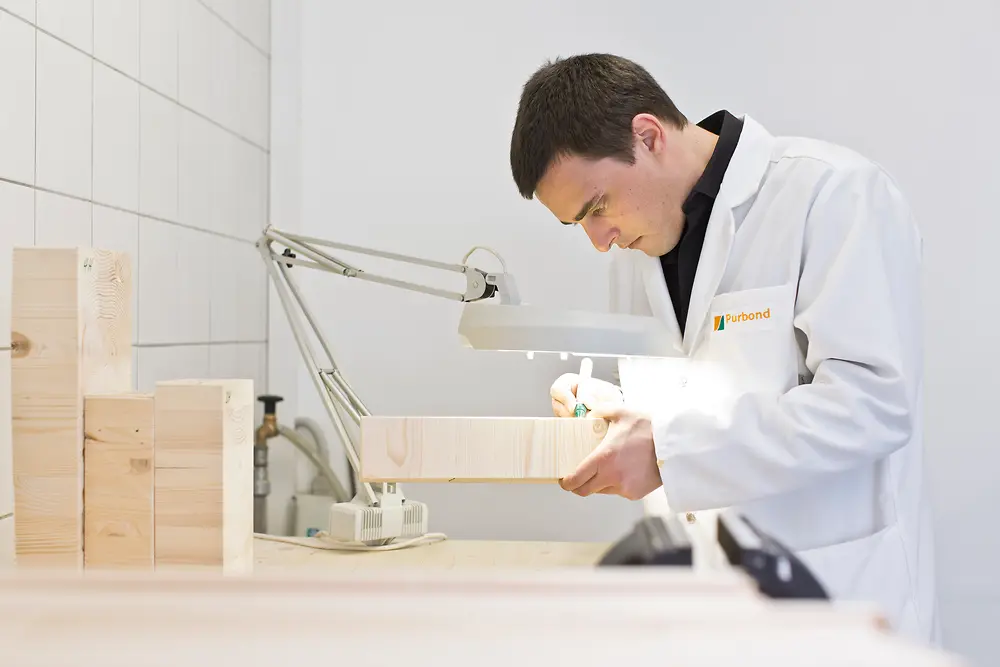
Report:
253,531,448,552
461,246,507,274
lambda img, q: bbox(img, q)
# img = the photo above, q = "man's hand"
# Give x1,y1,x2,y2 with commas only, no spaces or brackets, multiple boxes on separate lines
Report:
550,373,623,418
558,403,663,501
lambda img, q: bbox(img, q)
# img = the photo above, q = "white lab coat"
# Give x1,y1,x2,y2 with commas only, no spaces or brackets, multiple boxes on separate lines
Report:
609,115,939,645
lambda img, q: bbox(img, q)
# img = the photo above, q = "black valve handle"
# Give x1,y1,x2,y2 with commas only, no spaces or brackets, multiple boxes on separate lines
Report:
257,395,284,416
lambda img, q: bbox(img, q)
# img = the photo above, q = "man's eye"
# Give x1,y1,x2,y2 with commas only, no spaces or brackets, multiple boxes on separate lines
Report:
591,205,606,217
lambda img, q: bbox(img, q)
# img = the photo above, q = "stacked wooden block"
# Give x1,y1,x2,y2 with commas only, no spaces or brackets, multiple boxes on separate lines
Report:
7,248,253,573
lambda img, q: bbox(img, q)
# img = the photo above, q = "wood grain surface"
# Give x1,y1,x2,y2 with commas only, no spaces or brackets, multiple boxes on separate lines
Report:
11,248,132,567
360,416,608,482
153,379,253,573
84,394,154,570
0,565,960,667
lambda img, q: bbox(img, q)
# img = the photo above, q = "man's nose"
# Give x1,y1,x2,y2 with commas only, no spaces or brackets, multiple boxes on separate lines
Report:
583,220,617,252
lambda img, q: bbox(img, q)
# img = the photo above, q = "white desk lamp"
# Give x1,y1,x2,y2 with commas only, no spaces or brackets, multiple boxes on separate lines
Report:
257,225,675,547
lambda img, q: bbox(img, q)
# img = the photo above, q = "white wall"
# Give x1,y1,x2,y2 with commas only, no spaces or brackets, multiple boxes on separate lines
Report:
290,0,644,544
275,0,998,662
0,0,271,541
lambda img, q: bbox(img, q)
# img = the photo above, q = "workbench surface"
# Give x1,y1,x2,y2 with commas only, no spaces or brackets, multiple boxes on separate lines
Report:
252,535,610,570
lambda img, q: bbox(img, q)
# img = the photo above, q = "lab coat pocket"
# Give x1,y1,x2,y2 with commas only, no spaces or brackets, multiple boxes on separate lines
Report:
708,283,795,335
796,522,915,633
702,283,798,395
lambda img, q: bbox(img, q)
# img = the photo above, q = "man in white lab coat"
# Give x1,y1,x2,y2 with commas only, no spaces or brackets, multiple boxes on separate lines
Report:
508,53,939,645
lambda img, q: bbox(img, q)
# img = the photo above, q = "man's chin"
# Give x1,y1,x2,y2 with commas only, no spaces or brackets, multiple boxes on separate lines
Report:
631,243,658,256
636,239,676,256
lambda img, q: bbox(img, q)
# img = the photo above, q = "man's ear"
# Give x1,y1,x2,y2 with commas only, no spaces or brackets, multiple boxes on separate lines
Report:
632,113,664,154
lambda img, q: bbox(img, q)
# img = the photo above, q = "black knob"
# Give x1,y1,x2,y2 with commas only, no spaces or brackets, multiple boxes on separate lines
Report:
258,395,284,416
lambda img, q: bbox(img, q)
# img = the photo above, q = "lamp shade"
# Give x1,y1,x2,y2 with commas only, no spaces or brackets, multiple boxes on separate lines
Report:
456,302,682,359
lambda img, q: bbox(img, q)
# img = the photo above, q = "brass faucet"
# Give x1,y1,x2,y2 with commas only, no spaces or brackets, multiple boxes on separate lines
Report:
253,395,284,534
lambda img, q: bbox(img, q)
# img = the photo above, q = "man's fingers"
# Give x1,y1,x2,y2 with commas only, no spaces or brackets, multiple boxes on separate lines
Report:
551,398,574,418
559,467,596,493
575,378,623,410
558,448,603,492
550,373,579,417
573,473,613,497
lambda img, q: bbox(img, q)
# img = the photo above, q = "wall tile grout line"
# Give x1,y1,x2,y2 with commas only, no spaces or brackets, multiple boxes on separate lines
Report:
263,0,272,394
135,340,267,348
0,176,258,246
136,0,143,354
195,0,270,61
32,12,37,245
90,4,95,247
0,5,270,155
0,340,260,351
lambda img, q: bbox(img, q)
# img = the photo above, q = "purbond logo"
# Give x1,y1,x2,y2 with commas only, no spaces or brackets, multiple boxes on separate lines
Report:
714,308,771,331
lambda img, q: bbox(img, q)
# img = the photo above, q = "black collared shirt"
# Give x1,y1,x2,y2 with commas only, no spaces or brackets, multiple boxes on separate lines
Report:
660,110,743,336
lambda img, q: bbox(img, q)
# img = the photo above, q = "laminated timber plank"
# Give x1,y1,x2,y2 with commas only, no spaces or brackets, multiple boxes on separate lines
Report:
359,416,609,482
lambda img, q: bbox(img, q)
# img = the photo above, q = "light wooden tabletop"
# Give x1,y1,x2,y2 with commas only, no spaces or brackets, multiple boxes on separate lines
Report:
252,535,611,571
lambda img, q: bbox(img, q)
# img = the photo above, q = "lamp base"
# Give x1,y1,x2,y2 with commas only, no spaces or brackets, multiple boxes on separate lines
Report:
327,496,430,545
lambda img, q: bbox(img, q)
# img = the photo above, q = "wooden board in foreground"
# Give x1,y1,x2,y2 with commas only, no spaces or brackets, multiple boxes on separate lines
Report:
11,248,132,568
84,394,154,570
153,379,253,573
359,416,608,482
0,568,966,666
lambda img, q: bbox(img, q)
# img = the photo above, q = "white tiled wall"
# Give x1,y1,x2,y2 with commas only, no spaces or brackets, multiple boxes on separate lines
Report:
0,1,271,528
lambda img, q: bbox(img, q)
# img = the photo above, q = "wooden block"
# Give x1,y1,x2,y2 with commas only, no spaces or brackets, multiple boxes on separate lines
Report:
11,248,132,568
83,394,154,570
359,416,608,482
153,379,253,573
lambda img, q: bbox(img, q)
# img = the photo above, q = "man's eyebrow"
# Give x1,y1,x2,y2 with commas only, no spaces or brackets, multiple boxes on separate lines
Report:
561,193,602,225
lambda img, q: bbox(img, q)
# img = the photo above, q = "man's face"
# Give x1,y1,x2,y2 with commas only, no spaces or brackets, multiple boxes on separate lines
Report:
535,135,686,257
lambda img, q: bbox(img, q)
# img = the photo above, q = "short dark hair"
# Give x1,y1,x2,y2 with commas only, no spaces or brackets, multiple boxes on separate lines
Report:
509,54,688,199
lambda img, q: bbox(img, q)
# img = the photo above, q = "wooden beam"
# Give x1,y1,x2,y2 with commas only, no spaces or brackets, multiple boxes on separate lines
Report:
359,416,608,482
11,248,132,568
153,379,253,573
83,394,154,570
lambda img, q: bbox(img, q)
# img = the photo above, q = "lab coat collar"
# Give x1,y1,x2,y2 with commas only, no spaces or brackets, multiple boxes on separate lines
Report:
638,114,777,352
717,114,776,216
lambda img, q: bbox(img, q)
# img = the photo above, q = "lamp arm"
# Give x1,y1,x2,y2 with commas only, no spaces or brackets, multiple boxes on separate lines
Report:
257,225,518,513
263,227,520,305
